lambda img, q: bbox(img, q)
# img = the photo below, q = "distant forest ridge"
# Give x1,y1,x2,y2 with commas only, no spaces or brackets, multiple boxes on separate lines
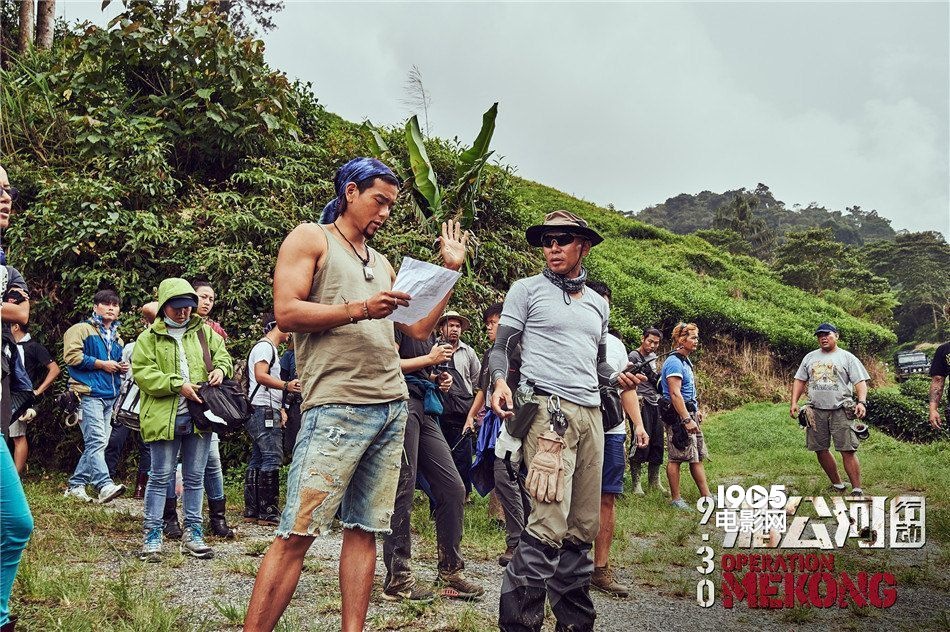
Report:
631,183,897,245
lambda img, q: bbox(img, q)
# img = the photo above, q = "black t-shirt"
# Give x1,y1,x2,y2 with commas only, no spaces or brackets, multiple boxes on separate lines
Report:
396,330,438,396
931,342,950,378
18,338,54,389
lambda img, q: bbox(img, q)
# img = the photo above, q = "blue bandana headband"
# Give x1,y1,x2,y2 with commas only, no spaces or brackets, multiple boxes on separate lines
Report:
320,157,397,224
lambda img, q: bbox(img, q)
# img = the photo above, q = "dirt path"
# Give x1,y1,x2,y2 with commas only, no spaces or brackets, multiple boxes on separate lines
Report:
100,498,948,631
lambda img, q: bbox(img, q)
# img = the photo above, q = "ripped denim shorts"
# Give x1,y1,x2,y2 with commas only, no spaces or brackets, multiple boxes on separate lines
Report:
276,400,408,537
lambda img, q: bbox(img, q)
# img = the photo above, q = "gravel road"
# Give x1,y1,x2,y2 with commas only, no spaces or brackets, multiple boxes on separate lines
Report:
100,498,947,631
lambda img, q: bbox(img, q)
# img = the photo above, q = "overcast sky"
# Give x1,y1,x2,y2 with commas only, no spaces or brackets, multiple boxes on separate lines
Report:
61,1,950,236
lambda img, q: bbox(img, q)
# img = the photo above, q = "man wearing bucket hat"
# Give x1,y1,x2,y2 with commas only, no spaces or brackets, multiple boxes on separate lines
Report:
435,310,481,497
790,323,871,497
488,210,641,631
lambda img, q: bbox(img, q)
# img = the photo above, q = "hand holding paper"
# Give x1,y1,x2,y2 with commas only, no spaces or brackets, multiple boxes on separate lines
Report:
386,257,461,325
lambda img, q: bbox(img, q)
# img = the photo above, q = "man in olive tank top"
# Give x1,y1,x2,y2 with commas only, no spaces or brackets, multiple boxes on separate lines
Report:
244,158,468,632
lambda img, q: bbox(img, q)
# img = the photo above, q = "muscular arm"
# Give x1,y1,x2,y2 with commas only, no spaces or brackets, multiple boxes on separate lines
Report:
0,300,29,325
273,224,408,333
273,224,356,333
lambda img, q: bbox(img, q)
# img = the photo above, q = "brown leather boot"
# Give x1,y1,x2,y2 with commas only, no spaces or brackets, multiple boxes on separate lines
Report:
591,564,630,598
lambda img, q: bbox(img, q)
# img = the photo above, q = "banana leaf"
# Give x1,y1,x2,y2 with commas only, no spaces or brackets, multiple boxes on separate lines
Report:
363,123,408,181
405,115,441,212
457,102,498,179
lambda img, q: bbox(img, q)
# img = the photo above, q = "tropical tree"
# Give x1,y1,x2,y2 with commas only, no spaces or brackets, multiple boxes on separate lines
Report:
366,102,499,234
713,193,776,260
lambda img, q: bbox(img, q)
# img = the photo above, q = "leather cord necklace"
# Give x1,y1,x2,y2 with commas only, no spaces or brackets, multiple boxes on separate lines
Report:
333,221,374,281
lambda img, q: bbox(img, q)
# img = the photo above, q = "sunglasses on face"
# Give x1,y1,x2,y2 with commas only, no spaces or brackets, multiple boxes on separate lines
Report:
541,233,577,248
0,186,19,202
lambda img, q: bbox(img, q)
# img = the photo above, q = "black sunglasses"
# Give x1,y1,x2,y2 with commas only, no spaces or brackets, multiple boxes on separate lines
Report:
1,186,19,202
541,233,577,248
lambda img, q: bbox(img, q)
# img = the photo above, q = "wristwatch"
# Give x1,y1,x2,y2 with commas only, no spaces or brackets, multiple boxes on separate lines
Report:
856,400,867,406
681,417,693,425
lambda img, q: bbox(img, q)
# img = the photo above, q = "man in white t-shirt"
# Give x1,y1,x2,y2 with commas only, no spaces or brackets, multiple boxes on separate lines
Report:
790,323,870,496
586,281,648,598
244,313,301,524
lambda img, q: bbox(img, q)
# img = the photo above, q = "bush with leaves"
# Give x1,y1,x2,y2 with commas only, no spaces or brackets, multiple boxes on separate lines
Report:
866,388,947,443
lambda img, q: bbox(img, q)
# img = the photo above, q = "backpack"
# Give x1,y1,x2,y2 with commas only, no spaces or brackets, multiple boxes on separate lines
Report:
112,377,142,432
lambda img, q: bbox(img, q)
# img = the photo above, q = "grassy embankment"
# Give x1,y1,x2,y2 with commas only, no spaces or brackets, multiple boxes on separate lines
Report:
12,403,948,630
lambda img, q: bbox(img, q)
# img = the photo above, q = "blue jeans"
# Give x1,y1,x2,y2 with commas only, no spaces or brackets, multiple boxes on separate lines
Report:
0,443,33,626
143,415,212,531
278,401,407,537
162,433,223,501
204,434,224,500
247,406,284,473
67,396,117,491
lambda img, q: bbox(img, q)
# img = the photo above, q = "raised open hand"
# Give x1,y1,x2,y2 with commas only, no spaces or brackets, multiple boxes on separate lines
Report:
438,219,470,271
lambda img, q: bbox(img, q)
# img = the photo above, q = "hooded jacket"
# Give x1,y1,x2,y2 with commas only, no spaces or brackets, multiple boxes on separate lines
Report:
132,278,233,443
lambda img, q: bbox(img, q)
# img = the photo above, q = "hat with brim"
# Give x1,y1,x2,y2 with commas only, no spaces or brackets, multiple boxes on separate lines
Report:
437,310,470,331
815,322,838,335
165,295,198,310
525,210,603,247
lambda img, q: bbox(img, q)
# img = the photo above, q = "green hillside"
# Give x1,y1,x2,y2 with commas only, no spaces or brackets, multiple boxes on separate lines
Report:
0,4,895,465
516,181,894,361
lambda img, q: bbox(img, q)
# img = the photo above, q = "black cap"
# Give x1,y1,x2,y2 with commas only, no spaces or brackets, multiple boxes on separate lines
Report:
815,322,838,335
166,295,198,310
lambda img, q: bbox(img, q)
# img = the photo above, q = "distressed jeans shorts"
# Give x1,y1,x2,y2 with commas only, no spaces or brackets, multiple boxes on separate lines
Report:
277,400,408,538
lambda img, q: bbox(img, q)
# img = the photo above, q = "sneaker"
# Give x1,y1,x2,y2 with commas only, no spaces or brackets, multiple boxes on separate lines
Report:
64,486,93,502
498,545,516,567
850,488,865,498
180,524,214,559
591,565,630,598
437,570,484,601
381,584,435,603
828,483,849,494
670,498,691,511
97,483,126,504
140,527,163,562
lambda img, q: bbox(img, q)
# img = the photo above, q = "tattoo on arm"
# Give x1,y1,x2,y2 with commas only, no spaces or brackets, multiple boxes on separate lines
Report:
930,376,946,405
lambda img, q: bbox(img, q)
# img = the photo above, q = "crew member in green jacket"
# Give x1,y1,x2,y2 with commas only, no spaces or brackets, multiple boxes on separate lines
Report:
133,278,233,562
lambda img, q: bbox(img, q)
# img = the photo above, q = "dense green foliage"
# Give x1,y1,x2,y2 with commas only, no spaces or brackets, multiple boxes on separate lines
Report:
711,193,775,260
773,228,897,327
862,232,950,342
636,183,896,245
866,378,947,443
0,4,896,468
